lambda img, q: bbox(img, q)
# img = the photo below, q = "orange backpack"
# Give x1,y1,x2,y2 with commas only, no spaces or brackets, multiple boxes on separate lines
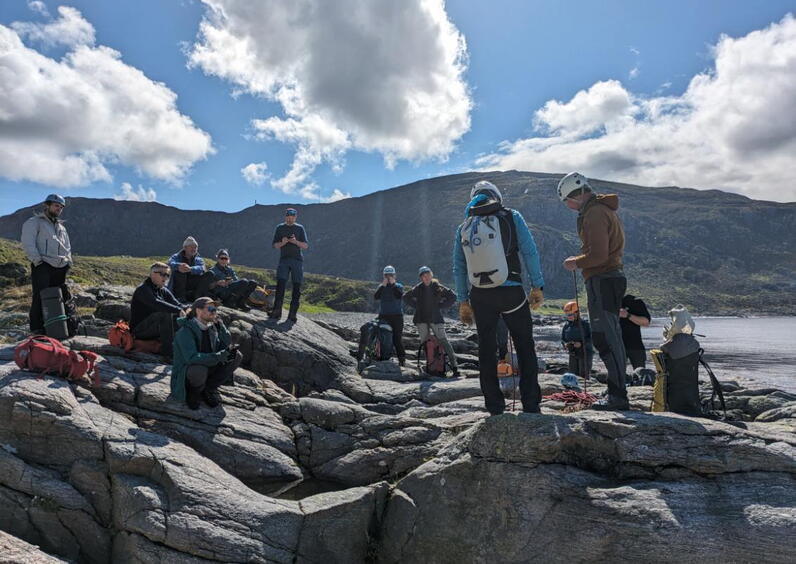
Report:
108,320,161,355
14,335,100,386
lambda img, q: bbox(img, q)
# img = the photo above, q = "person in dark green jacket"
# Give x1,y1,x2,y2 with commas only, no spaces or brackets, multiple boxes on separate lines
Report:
171,297,242,409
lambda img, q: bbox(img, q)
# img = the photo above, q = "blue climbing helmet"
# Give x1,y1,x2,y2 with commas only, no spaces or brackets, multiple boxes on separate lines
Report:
560,373,581,391
44,194,66,206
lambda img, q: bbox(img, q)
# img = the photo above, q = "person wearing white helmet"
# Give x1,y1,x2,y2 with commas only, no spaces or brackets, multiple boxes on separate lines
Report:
373,265,407,366
21,194,73,334
559,172,629,410
453,179,545,415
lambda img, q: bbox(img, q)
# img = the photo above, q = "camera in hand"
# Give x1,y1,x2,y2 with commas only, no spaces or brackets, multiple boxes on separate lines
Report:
228,343,240,353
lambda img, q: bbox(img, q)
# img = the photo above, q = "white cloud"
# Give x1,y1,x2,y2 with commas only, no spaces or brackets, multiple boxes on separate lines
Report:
12,5,95,48
241,161,269,185
628,66,640,79
0,8,213,188
478,14,796,202
114,182,157,202
188,0,471,198
27,1,50,18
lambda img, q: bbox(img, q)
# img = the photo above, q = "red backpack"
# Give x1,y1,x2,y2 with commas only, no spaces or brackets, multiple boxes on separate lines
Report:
421,336,447,377
14,336,100,386
108,320,161,355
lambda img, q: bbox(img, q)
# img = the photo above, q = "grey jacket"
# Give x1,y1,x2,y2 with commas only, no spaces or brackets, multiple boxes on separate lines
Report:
21,213,72,268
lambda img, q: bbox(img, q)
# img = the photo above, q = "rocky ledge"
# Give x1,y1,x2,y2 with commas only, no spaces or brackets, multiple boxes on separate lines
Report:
0,293,794,563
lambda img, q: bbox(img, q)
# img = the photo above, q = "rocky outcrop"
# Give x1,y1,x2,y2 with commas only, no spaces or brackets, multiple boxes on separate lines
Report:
379,412,796,563
0,530,66,563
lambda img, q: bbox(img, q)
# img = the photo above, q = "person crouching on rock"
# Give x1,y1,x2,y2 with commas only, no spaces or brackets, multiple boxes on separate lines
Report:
403,266,460,377
561,301,593,378
171,297,243,410
210,249,258,310
130,262,188,360
453,180,545,415
168,236,216,302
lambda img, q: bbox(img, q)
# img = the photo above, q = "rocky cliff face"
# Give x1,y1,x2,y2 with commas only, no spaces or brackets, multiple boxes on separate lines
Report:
1,291,795,562
2,170,794,312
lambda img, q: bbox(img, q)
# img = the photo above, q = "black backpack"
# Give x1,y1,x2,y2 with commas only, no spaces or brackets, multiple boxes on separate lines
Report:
360,320,394,362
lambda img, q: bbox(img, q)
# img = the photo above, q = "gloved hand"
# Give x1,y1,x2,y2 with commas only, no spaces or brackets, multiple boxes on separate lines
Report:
529,288,544,310
215,349,230,363
459,301,474,326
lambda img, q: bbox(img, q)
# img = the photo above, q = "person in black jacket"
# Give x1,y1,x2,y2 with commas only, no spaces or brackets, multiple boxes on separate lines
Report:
560,301,593,378
620,294,651,368
403,266,459,376
373,265,407,366
130,262,187,358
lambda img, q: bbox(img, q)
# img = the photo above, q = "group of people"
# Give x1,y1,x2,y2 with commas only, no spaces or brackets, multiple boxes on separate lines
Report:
21,171,646,415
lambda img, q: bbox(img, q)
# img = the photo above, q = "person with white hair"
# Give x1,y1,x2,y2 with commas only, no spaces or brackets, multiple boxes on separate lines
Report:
168,236,216,302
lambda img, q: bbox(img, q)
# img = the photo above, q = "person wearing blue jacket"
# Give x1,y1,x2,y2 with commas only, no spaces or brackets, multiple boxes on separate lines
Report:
374,265,406,366
168,236,215,302
453,180,545,415
561,301,593,378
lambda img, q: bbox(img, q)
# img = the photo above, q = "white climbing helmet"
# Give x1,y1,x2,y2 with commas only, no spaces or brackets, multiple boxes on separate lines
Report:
383,265,396,275
557,172,591,202
470,180,503,203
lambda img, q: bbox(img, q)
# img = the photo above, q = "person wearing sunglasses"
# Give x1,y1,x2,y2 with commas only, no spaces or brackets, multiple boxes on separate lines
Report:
270,208,309,321
130,262,188,359
560,301,593,378
171,297,242,410
209,249,258,310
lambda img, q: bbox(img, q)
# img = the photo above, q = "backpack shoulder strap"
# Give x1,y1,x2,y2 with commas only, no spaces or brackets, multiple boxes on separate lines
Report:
698,349,726,417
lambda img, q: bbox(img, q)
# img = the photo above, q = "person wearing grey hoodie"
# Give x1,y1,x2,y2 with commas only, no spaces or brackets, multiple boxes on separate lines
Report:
21,194,72,334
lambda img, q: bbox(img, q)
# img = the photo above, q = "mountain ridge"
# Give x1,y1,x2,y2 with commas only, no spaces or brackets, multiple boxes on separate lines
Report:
2,170,794,314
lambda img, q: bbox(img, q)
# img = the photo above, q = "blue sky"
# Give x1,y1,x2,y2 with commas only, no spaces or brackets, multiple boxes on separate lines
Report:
1,0,794,215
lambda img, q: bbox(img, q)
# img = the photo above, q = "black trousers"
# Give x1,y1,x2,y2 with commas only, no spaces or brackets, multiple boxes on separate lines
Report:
171,271,215,302
185,351,243,394
471,285,541,415
378,314,406,360
29,262,70,333
272,279,302,317
626,349,646,369
217,279,258,307
132,312,177,356
585,271,628,401
568,350,594,378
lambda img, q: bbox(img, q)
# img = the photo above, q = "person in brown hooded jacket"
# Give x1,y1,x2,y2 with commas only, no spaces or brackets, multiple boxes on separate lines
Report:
559,172,629,410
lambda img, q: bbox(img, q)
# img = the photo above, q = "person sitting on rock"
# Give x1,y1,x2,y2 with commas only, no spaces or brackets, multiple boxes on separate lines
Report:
168,236,216,302
561,301,593,378
373,265,407,367
403,266,460,377
130,262,187,359
171,297,243,410
209,249,258,310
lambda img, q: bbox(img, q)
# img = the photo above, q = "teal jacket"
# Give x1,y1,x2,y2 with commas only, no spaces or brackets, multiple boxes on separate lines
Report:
170,317,231,401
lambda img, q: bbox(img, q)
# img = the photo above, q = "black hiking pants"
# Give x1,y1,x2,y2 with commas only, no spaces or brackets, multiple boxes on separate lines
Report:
171,271,215,302
185,350,243,403
378,314,406,361
132,312,178,356
29,262,70,333
471,285,541,415
217,279,258,307
568,350,593,378
626,349,646,369
585,271,628,402
272,279,302,318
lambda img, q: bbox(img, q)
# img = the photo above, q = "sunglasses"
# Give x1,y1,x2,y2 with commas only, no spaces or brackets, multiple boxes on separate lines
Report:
285,212,297,217
206,305,218,313
154,271,170,278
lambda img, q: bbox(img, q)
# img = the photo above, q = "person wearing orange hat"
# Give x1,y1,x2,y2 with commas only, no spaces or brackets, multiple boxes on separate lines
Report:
560,301,593,378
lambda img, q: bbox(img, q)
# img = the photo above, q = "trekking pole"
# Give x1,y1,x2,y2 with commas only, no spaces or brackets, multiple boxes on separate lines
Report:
508,328,517,412
572,270,588,394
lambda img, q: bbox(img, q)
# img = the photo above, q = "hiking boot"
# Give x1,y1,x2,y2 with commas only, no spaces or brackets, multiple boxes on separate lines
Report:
269,310,282,321
202,388,222,408
399,358,406,367
186,386,201,410
590,397,630,411
451,369,461,378
287,314,298,322
522,404,541,414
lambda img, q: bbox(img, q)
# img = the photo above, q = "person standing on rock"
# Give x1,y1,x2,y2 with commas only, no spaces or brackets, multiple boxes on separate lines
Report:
270,208,309,322
559,172,629,410
561,301,593,377
403,266,460,377
171,297,243,410
20,194,73,335
168,236,215,302
130,262,188,359
209,249,258,310
374,265,407,366
620,294,651,369
453,180,545,415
